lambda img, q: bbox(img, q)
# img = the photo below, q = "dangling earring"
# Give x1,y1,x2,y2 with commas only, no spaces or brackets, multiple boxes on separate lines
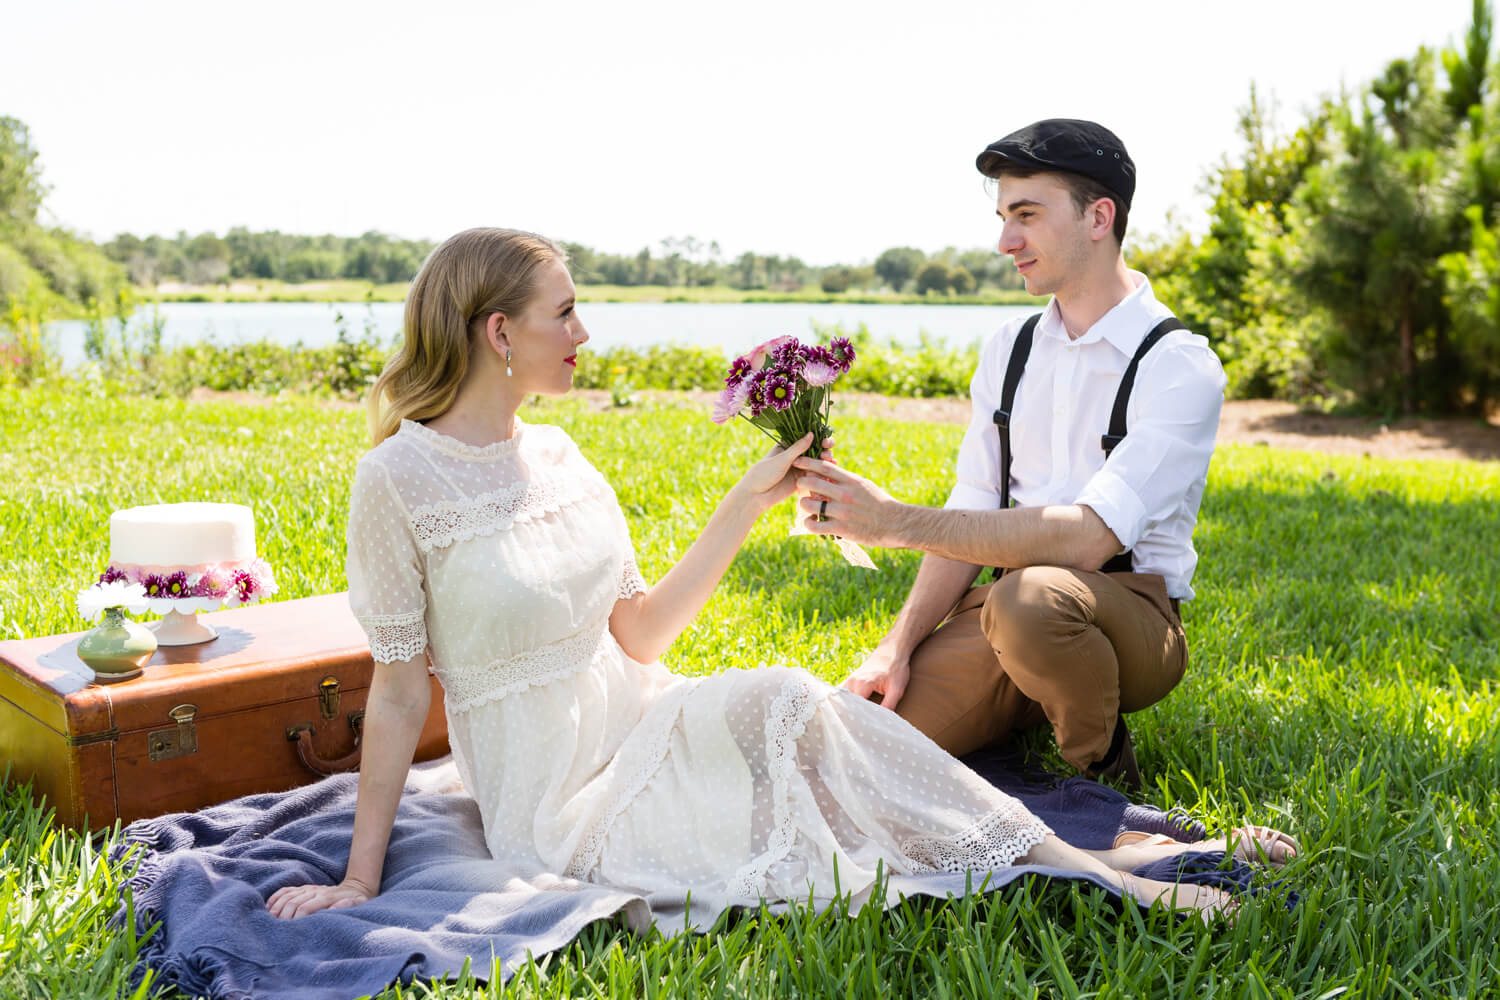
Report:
505,349,512,377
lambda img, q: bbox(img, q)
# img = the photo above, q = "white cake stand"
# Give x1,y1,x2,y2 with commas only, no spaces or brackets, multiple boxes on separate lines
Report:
144,596,240,646
150,608,219,645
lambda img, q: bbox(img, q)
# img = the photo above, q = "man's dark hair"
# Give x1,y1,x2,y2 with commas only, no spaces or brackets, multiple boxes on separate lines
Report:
988,162,1129,245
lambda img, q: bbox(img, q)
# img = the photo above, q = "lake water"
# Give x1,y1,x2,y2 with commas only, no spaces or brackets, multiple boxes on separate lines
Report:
48,300,1039,367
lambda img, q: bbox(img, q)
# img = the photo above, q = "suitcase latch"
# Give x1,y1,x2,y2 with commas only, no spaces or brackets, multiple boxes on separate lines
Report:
318,677,341,720
148,704,199,761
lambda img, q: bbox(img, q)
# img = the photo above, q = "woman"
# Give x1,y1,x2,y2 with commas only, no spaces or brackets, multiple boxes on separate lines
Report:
268,228,1292,924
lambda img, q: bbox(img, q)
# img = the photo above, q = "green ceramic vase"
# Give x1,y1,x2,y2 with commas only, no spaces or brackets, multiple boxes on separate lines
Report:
77,606,157,682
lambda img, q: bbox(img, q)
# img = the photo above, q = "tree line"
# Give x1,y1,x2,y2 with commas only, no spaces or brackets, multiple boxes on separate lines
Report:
0,116,129,314
9,0,1500,417
1134,0,1500,414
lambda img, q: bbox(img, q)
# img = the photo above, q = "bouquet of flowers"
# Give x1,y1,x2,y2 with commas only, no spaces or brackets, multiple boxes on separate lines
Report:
712,334,874,569
712,334,854,453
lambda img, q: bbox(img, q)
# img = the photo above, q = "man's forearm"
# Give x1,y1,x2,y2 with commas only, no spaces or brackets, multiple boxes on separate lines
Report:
889,502,1120,571
882,554,981,655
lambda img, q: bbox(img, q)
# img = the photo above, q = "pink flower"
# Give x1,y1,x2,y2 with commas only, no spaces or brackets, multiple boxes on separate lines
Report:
99,565,130,585
192,566,230,599
712,379,753,424
803,360,838,387
747,336,794,370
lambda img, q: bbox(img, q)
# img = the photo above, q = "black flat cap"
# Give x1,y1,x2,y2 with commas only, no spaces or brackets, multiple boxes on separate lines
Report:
976,119,1135,211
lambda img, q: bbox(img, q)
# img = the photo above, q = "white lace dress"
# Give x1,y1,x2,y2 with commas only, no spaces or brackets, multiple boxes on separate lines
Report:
347,417,1051,918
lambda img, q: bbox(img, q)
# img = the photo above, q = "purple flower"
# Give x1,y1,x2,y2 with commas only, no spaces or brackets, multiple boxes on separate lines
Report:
99,565,129,585
763,373,796,411
769,338,805,372
829,336,855,372
725,356,754,387
747,335,794,370
230,569,258,604
163,571,189,598
745,372,769,417
142,573,169,598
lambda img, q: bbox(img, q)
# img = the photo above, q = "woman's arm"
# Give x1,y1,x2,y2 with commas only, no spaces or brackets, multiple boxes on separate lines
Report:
266,654,431,918
608,433,811,664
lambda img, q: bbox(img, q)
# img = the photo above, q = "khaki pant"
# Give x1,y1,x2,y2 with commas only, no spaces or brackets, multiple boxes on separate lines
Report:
893,566,1186,771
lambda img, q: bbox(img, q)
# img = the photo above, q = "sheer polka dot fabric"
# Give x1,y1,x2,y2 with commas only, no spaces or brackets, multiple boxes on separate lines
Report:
347,418,1052,919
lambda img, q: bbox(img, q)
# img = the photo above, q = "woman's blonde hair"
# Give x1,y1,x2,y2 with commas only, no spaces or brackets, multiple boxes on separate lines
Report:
367,227,566,445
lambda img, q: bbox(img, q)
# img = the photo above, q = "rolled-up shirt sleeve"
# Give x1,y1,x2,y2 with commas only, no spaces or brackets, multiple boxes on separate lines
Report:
1075,340,1227,550
946,328,1010,511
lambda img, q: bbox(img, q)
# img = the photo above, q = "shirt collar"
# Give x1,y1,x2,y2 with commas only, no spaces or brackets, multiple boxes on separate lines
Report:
1039,271,1160,354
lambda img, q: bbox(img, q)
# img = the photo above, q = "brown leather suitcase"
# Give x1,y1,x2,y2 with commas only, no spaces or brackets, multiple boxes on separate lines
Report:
0,593,449,831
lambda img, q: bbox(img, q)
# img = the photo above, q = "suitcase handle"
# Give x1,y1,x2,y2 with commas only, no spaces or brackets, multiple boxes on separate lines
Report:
287,711,365,776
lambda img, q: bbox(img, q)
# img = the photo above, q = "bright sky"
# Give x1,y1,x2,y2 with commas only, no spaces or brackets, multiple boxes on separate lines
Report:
6,0,1483,264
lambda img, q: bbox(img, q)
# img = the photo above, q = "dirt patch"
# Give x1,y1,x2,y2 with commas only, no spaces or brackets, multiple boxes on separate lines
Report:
581,390,1500,464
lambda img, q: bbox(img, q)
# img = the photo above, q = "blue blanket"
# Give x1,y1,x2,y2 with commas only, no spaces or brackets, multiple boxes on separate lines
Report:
111,756,1252,1000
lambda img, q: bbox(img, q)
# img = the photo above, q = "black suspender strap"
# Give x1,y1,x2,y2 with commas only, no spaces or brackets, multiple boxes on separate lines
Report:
992,312,1184,577
1101,316,1186,457
1098,316,1185,573
993,313,1041,512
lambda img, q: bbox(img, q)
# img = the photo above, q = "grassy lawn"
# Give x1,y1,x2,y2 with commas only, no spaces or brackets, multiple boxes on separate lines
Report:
1,387,1497,998
143,280,1044,308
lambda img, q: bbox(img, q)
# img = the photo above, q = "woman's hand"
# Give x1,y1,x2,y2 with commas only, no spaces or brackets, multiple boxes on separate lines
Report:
731,433,819,512
267,878,375,919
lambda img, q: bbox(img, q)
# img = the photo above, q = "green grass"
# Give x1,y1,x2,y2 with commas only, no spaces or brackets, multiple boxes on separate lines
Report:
141,279,1044,307
1,386,1498,997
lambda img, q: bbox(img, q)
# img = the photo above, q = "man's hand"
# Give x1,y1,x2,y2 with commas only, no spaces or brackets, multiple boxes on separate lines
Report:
267,878,374,919
792,457,904,548
842,643,912,711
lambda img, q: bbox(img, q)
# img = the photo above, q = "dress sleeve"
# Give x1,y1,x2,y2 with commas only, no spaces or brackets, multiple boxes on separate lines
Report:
616,503,648,599
346,457,429,664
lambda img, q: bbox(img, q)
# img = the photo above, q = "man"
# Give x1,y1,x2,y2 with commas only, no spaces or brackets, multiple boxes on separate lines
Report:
794,119,1226,789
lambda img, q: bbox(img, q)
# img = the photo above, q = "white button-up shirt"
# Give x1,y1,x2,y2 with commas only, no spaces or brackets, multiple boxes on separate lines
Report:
946,272,1226,600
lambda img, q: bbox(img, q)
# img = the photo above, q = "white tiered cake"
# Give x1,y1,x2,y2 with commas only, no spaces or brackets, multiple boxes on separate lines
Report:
101,502,277,644
110,502,257,571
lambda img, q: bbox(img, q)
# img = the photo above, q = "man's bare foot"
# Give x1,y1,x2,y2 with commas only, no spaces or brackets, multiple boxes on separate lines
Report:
1108,826,1299,869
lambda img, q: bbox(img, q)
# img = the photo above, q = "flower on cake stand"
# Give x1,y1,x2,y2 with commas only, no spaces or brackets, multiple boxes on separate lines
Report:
190,565,230,599
76,580,151,622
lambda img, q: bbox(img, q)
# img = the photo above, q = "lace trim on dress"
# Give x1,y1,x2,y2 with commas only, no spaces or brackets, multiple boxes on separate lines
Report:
726,676,831,898
563,684,692,881
409,476,612,553
619,560,647,599
399,417,525,461
358,611,428,664
438,625,608,714
899,802,1052,875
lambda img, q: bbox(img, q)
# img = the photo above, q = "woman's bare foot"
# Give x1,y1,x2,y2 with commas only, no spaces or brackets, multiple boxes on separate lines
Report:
1104,826,1299,869
1118,871,1238,925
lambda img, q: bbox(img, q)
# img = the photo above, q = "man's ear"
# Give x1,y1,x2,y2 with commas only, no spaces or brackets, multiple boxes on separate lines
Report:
483,312,510,357
1089,198,1117,243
